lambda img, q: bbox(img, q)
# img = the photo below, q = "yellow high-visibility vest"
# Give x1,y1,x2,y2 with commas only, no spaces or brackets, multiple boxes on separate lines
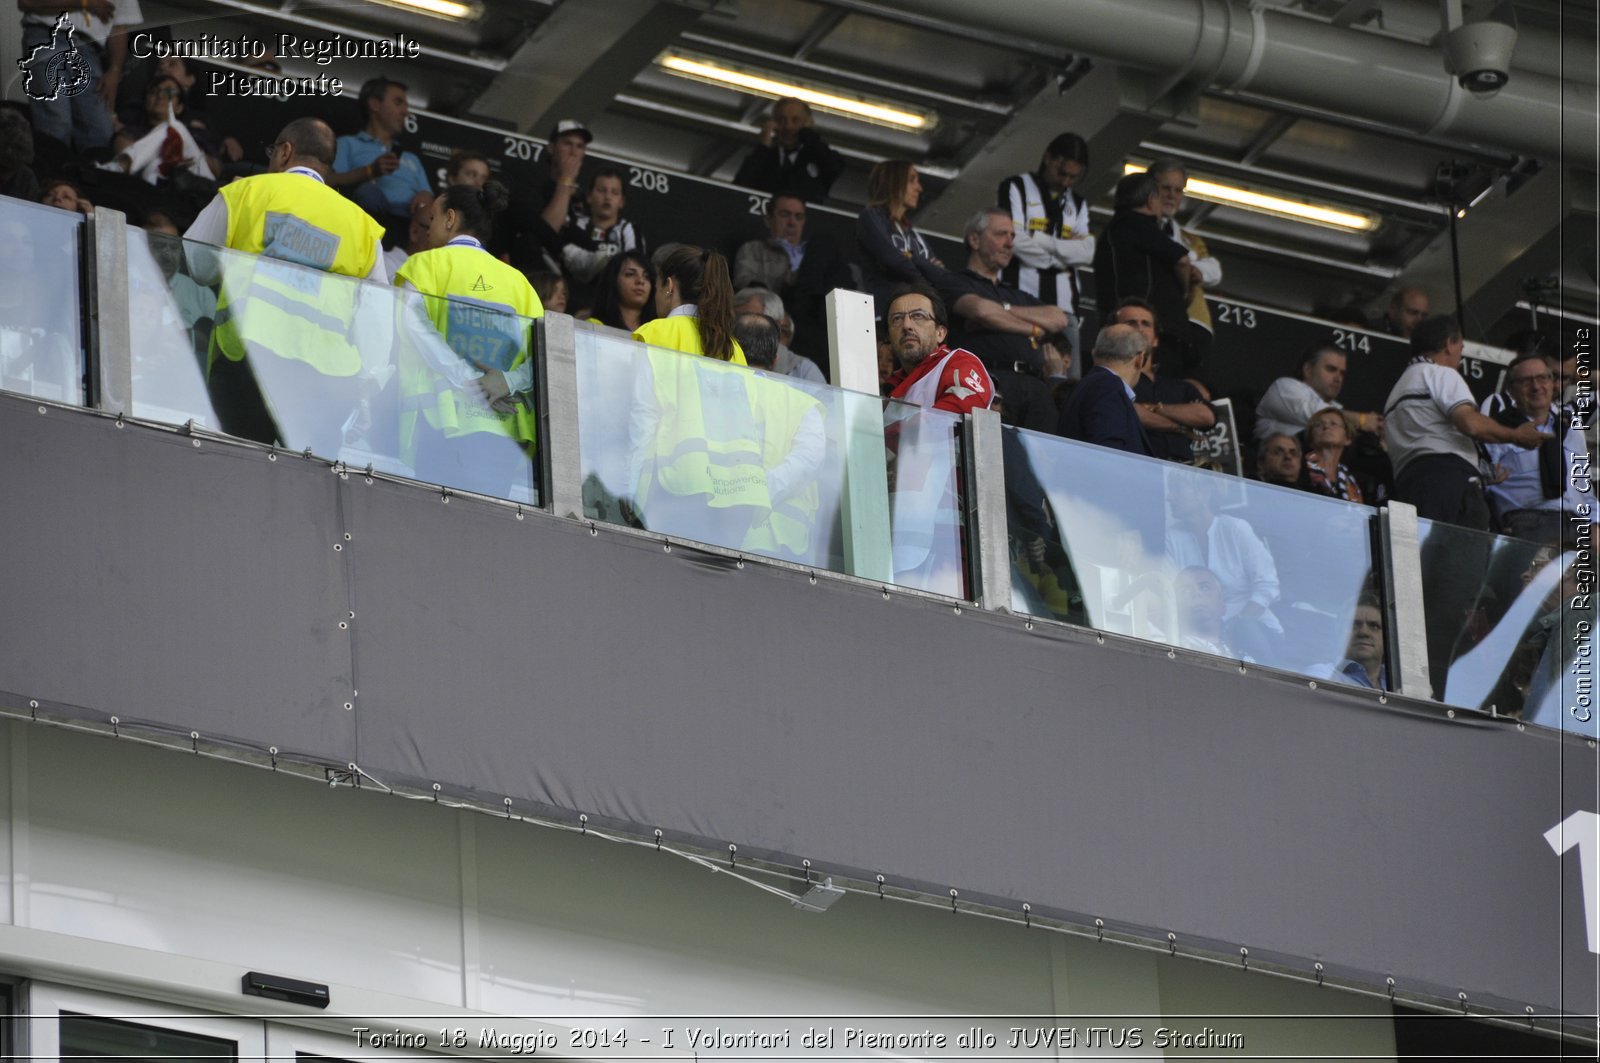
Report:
633,315,747,366
210,171,383,377
637,348,767,512
740,376,823,558
396,244,543,447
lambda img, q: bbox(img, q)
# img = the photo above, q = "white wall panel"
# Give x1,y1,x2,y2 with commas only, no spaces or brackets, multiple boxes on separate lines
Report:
1,720,1397,1056
19,724,465,1003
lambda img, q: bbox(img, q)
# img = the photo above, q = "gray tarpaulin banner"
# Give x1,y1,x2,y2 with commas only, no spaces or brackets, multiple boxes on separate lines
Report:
2,393,1594,1017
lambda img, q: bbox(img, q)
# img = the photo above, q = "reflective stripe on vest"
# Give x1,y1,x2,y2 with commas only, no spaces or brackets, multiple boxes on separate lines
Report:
640,349,768,510
210,173,382,377
395,245,544,447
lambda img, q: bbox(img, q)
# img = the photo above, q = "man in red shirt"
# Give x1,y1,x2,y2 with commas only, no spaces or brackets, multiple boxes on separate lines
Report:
885,285,994,414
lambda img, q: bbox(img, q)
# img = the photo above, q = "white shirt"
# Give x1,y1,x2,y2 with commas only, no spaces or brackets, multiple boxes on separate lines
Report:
1383,357,1479,475
1165,514,1283,632
1253,376,1340,440
1485,410,1597,521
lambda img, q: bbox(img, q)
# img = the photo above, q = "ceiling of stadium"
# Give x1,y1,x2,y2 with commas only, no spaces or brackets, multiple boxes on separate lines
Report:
145,0,1597,337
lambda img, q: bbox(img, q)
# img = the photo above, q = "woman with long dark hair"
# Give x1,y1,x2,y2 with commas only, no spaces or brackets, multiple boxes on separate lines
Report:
856,160,946,318
394,179,543,497
634,244,745,364
587,250,656,333
626,244,765,546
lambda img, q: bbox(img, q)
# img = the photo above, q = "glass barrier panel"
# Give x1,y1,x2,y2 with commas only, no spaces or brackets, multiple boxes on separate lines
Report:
572,322,967,595
0,199,85,404
885,399,967,599
1007,426,1383,684
1418,518,1592,733
126,229,540,504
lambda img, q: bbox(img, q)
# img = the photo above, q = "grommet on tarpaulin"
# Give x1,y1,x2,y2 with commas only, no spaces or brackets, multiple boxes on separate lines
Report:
190,730,200,753
1457,991,1469,1013
504,797,515,818
364,463,374,483
29,699,38,721
654,828,663,851
440,487,452,503
948,888,958,914
1524,1006,1535,1026
431,783,441,802
515,505,524,521
1167,932,1177,955
1385,976,1396,1000
727,843,737,868
110,714,119,736
114,411,123,428
1313,961,1324,986
1238,947,1249,969
579,813,588,834
1094,917,1104,942
302,447,313,459
875,874,885,899
802,859,813,884
1022,902,1031,928
269,746,278,770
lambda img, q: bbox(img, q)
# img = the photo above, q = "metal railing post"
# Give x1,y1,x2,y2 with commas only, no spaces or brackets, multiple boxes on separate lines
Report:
88,206,131,414
536,312,584,519
1376,501,1431,698
962,408,1011,611
825,289,892,583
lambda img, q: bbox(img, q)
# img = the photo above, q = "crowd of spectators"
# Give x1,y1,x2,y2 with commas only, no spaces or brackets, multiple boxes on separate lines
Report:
2,33,1592,711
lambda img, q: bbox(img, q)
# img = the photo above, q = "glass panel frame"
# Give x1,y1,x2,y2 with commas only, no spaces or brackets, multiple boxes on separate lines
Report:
570,319,969,594
1007,425,1386,686
1418,518,1591,732
0,198,87,405
123,228,542,505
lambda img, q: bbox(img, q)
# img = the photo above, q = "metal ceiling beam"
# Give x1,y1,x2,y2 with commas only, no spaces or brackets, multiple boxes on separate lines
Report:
1382,164,1576,337
470,0,705,136
1328,0,1383,26
915,63,1166,233
888,0,1594,163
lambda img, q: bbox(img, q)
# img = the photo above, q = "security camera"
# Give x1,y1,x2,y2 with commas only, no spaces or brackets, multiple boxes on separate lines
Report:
1443,21,1516,96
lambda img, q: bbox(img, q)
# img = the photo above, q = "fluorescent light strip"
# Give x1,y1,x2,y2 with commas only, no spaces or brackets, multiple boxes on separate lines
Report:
658,54,929,130
1122,163,1377,233
367,0,479,21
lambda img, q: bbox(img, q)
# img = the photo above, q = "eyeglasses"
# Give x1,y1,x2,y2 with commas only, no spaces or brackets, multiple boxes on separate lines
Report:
264,141,285,161
1510,372,1554,387
887,309,935,326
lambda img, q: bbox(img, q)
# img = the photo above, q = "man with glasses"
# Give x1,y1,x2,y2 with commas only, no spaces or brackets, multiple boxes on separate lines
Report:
1485,354,1596,544
998,132,1094,380
884,285,992,415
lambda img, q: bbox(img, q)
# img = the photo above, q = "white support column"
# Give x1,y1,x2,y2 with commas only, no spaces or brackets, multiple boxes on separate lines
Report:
963,408,1011,611
1377,501,1431,699
826,288,892,582
89,206,131,414
536,313,584,519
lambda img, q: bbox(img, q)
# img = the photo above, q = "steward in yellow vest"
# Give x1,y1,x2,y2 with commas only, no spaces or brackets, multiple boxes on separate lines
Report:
184,118,387,454
394,182,544,500
625,246,758,544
